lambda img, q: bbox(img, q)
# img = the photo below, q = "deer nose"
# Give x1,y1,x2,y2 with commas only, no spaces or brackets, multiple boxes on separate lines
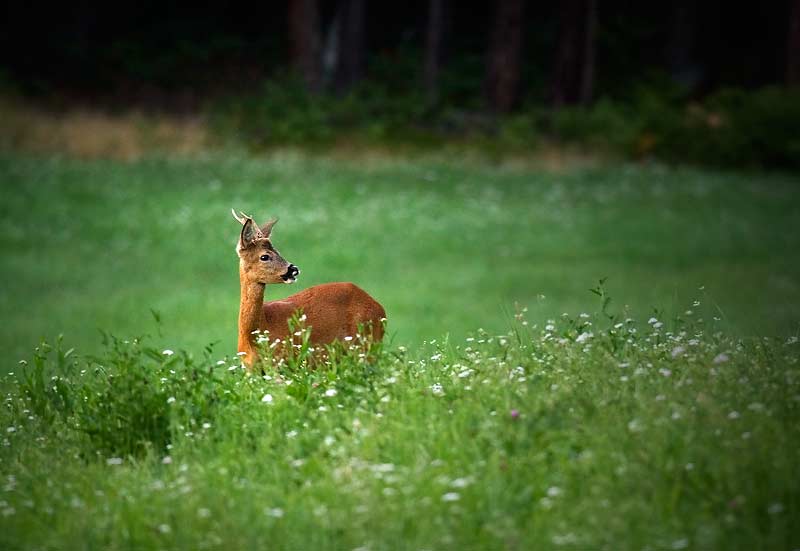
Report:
282,264,300,282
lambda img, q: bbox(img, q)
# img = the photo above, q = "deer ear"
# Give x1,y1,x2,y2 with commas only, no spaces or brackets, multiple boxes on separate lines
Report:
260,218,278,238
240,218,261,248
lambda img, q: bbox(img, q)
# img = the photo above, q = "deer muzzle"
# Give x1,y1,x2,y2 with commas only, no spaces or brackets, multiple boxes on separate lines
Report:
281,264,300,283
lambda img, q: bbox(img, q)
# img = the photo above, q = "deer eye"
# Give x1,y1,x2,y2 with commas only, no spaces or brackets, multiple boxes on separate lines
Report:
260,254,271,262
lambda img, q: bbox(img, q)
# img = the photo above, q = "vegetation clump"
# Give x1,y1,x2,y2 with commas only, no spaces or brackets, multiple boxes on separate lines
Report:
2,296,798,550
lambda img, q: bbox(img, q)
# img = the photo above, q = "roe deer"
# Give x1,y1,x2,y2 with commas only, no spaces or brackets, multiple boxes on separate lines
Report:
232,210,386,369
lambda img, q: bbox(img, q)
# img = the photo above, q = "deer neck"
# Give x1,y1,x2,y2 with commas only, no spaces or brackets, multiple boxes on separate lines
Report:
237,269,265,366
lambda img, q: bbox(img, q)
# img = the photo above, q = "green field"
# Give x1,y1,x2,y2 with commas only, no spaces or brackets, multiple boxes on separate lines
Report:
1,153,799,361
1,152,799,549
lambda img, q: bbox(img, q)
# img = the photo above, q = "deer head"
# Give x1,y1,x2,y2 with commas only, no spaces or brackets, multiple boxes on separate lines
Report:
232,209,300,285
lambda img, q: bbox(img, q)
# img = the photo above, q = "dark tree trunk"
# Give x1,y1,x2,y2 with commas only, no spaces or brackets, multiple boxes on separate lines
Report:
424,0,450,101
579,0,596,104
485,0,524,113
789,0,800,85
288,0,322,94
333,0,366,94
666,0,699,89
551,0,597,107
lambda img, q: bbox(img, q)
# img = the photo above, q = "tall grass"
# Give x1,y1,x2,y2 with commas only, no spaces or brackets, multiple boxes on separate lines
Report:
1,295,798,549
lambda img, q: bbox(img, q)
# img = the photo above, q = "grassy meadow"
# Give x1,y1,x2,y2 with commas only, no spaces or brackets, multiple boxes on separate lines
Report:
1,152,799,360
1,151,799,549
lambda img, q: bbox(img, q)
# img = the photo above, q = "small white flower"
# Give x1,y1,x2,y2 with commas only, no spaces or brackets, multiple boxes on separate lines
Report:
728,411,740,420
575,332,593,344
767,502,784,514
162,349,174,356
648,317,658,325
197,508,211,518
261,394,273,403
713,353,729,364
430,353,442,362
451,477,473,488
670,538,689,549
441,492,460,502
325,388,338,397
202,422,211,430
158,524,171,534
344,336,353,342
653,322,664,329
162,456,172,464
324,435,335,446
236,351,247,356
671,346,685,358
547,486,562,497
167,396,176,404
286,430,298,439
264,506,284,517
6,427,15,433
106,457,123,465
430,383,444,396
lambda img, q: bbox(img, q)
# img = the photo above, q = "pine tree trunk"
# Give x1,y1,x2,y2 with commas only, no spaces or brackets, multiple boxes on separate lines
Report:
288,0,322,94
551,0,597,107
424,0,449,101
789,0,800,85
485,0,524,113
333,0,366,94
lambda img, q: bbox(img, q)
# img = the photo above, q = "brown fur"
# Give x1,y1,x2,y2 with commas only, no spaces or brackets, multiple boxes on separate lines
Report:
233,211,385,369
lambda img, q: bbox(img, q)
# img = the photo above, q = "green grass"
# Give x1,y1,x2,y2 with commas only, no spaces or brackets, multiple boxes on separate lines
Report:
0,152,799,549
1,310,798,549
0,152,799,363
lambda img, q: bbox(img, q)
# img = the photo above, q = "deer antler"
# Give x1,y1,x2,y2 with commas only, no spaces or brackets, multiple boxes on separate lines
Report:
231,209,251,225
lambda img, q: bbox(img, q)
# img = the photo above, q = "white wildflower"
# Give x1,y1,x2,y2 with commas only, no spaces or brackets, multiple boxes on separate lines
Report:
450,477,473,488
767,503,784,514
671,538,689,549
713,353,729,364
106,457,123,466
325,388,338,397
265,507,285,518
575,332,593,344
162,456,172,464
261,393,273,403
547,486,562,497
430,383,444,396
441,492,460,502
162,349,174,356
